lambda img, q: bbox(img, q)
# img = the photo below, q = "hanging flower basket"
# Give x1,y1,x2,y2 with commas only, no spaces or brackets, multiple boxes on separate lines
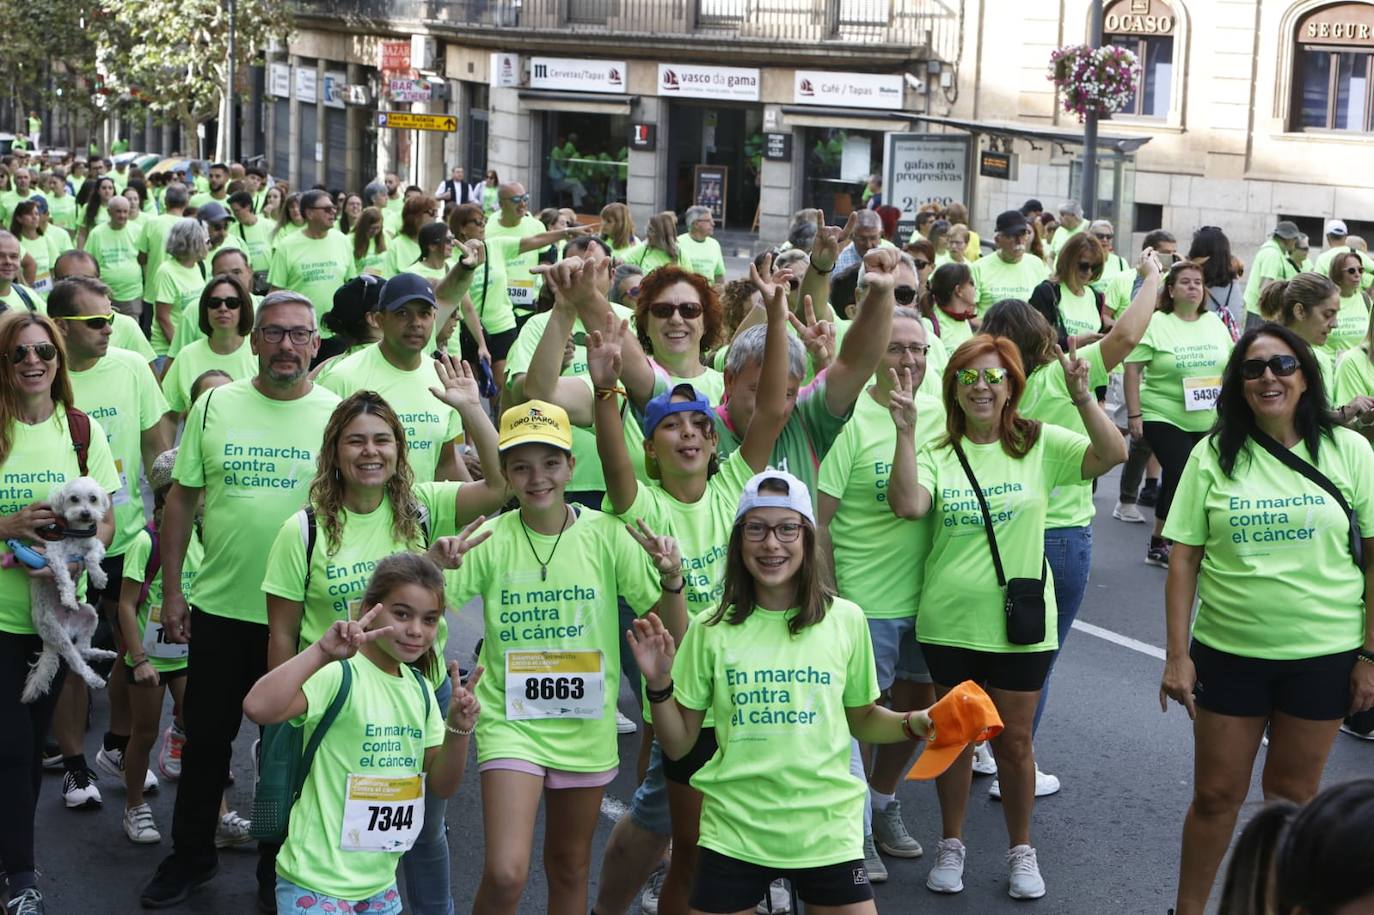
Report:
1048,44,1140,122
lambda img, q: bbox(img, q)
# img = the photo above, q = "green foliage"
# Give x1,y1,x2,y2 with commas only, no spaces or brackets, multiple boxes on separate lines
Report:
0,0,102,115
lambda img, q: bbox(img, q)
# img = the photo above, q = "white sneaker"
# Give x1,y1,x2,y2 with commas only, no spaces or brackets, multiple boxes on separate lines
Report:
1007,844,1046,899
95,746,159,793
1112,501,1145,523
62,767,102,809
639,862,665,915
1341,722,1374,740
755,879,791,914
925,838,965,894
971,741,997,776
616,710,638,735
123,803,161,844
215,810,253,848
158,723,186,780
990,765,1061,799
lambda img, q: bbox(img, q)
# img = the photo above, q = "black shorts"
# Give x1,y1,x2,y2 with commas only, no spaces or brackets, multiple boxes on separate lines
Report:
95,553,126,609
1190,640,1357,721
663,728,718,786
124,663,189,686
460,325,518,365
919,643,1056,692
689,847,873,913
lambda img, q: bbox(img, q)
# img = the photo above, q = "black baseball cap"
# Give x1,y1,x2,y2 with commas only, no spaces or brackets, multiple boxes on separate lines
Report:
376,272,437,312
996,210,1030,235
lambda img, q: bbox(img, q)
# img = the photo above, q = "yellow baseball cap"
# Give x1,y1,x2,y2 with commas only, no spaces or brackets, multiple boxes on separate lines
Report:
499,400,573,453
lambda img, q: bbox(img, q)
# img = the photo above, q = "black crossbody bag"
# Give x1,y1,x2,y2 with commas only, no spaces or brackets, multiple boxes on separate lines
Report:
952,443,1048,645
1250,429,1364,569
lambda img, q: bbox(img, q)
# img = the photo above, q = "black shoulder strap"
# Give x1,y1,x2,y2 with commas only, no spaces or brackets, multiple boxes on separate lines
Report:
200,386,217,433
197,259,207,281
301,506,319,593
952,443,1007,588
15,285,36,311
1250,429,1352,515
408,665,432,719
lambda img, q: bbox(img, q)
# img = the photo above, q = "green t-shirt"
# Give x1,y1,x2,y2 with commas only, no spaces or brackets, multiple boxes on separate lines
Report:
1048,222,1084,259
915,425,1089,653
69,349,168,555
1018,342,1110,528
84,223,146,301
319,345,463,484
151,259,206,355
444,508,660,771
1092,252,1131,295
712,373,852,503
111,313,155,363
0,190,32,226
0,283,44,315
18,233,63,294
381,233,421,279
355,237,386,276
1106,270,1135,317
673,596,879,868
139,213,182,303
1057,284,1102,339
1326,291,1371,355
1244,239,1299,316
935,312,976,352
623,244,690,275
970,254,1048,312
173,379,340,624
675,234,726,281
466,237,520,335
1125,311,1233,432
160,337,257,414
1334,346,1374,405
122,526,203,673
0,411,120,633
267,230,357,330
233,218,276,273
1163,430,1374,659
48,193,79,232
188,191,229,211
484,214,547,316
261,484,460,684
818,391,945,619
276,655,443,901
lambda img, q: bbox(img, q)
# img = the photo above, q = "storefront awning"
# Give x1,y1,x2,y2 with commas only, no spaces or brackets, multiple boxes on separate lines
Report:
781,106,919,133
518,90,637,116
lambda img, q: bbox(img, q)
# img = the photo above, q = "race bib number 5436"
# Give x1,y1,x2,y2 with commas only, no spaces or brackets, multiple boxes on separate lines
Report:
1183,376,1221,412
505,649,604,720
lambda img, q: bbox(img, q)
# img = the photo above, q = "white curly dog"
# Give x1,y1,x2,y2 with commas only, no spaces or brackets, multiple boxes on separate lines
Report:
21,476,117,703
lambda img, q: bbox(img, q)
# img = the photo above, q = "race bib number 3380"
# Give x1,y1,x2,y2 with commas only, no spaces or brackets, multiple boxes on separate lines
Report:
505,649,604,720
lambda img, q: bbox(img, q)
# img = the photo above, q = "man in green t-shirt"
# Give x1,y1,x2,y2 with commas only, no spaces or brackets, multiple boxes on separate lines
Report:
267,189,356,330
188,162,229,210
1244,221,1302,322
84,195,145,318
140,291,340,910
140,183,189,318
0,229,44,313
1047,200,1084,259
970,210,1049,312
0,166,35,226
487,181,553,324
676,205,726,284
226,191,273,274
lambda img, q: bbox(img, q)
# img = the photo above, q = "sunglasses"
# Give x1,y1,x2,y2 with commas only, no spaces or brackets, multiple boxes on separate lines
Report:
649,301,703,320
1240,354,1300,380
1078,261,1098,272
912,259,931,271
1346,266,1363,276
1092,233,1114,241
308,205,337,213
56,314,113,330
502,194,529,204
894,285,918,305
956,367,1007,386
739,520,804,543
207,296,242,310
8,342,57,363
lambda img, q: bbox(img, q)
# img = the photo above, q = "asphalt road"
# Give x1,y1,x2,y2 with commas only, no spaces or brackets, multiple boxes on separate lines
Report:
30,465,1374,914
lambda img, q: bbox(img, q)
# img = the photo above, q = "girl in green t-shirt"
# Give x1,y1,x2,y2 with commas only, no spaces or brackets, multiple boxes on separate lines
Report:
598,202,638,260
924,261,980,352
245,552,483,915
351,206,388,277
629,469,933,914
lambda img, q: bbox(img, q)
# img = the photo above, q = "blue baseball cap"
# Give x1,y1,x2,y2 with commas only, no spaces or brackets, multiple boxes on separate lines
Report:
643,383,713,437
376,272,437,312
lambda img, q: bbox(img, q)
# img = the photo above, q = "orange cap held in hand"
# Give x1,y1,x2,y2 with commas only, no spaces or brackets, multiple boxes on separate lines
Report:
905,680,1003,781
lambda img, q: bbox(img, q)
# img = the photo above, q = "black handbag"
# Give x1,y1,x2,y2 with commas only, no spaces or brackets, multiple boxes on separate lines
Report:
952,443,1048,645
1250,429,1364,569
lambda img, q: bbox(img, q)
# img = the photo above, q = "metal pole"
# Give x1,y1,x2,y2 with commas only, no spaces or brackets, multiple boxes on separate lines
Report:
1081,0,1103,219
227,0,237,162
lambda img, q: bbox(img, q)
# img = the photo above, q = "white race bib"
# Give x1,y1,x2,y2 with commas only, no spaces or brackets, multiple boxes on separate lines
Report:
113,458,132,507
340,774,424,852
505,650,604,720
1182,376,1221,412
142,604,189,660
507,279,535,307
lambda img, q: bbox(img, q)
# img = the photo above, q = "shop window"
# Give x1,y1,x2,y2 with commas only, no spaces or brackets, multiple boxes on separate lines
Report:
1103,0,1176,119
1292,2,1374,132
540,111,629,215
801,127,882,217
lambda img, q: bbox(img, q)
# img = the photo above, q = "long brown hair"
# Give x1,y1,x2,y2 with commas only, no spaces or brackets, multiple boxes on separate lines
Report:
940,334,1041,458
352,207,387,262
309,391,424,554
1158,261,1206,314
400,194,437,241
197,274,254,337
0,311,75,464
600,202,635,250
360,551,446,682
709,478,833,636
1052,232,1105,288
634,265,722,356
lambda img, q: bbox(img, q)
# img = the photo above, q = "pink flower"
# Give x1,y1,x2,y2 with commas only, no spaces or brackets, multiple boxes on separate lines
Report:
297,896,317,909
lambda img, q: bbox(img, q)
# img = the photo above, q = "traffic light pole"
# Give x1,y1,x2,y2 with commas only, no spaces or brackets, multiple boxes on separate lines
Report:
1081,0,1103,219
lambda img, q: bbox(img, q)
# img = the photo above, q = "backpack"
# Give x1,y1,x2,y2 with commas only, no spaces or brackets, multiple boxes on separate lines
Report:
297,503,431,594
65,407,91,476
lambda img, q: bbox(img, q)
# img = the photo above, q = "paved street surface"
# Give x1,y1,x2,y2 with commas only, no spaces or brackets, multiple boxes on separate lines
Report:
34,466,1373,913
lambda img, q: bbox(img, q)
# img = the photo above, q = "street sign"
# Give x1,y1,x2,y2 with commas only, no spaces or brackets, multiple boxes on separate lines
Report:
763,133,792,162
389,78,432,103
376,111,458,133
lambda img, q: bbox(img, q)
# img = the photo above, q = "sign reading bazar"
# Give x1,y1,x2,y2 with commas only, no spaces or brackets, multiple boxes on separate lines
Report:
379,40,413,74
883,134,971,237
792,70,904,110
1297,2,1374,46
1103,0,1174,36
657,64,760,101
529,58,627,94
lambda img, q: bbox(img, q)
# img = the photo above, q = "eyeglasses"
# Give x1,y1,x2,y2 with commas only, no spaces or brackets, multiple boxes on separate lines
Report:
207,296,242,311
257,325,315,345
739,520,804,543
912,259,931,271
1078,261,1098,272
1240,354,1300,380
648,301,703,320
502,194,529,204
7,342,57,363
307,205,337,213
1092,233,1114,241
894,285,918,305
55,314,113,330
887,342,930,357
956,367,1007,386
1346,266,1363,276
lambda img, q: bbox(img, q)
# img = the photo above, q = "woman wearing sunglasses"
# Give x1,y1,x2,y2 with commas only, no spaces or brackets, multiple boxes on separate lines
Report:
1124,260,1235,568
1159,324,1374,915
1324,250,1371,355
0,310,120,915
159,275,256,421
1028,232,1107,350
887,334,1125,900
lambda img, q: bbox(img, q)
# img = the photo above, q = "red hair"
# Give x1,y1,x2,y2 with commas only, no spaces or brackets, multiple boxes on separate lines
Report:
941,334,1041,458
634,266,723,355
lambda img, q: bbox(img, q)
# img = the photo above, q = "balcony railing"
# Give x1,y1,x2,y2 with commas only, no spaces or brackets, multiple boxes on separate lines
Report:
297,0,959,58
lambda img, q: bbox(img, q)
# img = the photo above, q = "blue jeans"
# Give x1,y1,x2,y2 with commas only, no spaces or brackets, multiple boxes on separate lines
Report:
399,676,453,915
627,740,671,836
276,877,402,914
1033,526,1092,734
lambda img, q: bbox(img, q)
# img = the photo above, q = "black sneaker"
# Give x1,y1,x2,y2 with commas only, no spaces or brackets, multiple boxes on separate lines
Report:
5,888,44,915
1138,481,1160,508
41,739,61,771
1145,540,1171,568
140,855,217,909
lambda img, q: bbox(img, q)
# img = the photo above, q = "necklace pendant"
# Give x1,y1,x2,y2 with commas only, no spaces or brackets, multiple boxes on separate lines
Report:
540,565,547,581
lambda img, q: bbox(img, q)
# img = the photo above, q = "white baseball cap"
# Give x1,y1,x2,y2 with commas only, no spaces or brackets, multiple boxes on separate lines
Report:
1325,219,1349,237
735,469,815,526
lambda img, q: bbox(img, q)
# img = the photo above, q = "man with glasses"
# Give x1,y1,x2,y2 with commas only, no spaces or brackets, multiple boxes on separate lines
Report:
1311,219,1374,291
266,189,356,332
834,209,893,274
1088,219,1130,294
47,276,171,815
970,210,1050,312
676,205,726,285
487,181,556,327
141,291,340,911
51,248,159,368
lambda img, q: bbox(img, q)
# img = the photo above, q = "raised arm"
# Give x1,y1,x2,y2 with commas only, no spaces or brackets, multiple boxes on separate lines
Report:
516,222,597,255
588,314,639,515
1059,341,1128,478
886,368,932,519
739,260,793,473
434,238,484,313
825,247,899,417
517,289,594,425
429,354,509,514
1099,249,1162,371
624,614,704,760
800,210,839,322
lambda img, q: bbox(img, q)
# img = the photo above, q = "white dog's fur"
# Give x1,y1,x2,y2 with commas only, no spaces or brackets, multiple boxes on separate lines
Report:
21,476,117,703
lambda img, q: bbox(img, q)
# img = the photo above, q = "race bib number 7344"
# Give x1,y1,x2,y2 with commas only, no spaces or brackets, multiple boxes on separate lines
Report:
340,774,424,852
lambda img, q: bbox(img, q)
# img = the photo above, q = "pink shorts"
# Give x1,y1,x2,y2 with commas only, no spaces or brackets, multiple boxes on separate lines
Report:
479,758,618,789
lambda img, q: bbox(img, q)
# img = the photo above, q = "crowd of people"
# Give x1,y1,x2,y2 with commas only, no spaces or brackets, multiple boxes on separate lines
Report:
0,141,1371,915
